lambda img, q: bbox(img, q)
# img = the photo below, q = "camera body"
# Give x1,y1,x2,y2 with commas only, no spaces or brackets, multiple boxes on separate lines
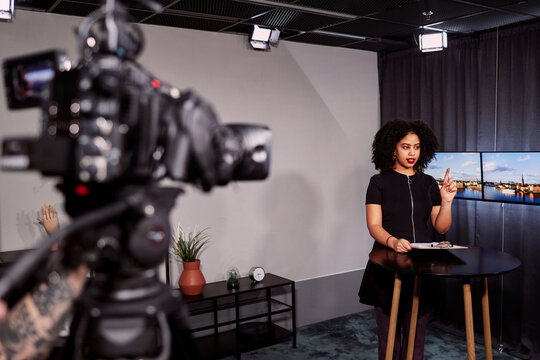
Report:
1,3,271,217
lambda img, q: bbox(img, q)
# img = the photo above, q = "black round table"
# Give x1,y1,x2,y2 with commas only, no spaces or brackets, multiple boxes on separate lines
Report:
369,244,520,360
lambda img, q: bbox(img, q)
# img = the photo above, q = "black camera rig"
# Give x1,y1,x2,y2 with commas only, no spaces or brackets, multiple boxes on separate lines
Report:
0,0,271,358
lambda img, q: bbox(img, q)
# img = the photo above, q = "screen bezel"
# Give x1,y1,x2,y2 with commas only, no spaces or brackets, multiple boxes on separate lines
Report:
480,151,540,206
425,151,483,201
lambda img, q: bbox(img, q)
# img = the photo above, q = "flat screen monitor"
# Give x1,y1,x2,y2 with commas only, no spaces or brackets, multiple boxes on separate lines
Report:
424,152,483,200
482,152,540,205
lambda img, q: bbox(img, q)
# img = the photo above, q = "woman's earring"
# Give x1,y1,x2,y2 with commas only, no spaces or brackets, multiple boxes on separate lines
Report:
392,154,396,161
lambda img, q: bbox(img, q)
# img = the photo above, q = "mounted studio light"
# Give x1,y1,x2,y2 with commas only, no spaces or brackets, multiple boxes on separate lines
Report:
419,32,448,52
250,25,280,50
0,0,15,21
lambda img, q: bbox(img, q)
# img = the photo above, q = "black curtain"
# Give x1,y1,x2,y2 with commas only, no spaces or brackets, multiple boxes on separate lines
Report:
378,21,540,359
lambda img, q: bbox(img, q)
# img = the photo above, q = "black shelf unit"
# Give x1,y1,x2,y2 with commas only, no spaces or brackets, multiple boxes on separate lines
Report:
181,273,296,360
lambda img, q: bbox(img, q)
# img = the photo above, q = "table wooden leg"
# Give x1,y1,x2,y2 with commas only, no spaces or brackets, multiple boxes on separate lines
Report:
386,273,402,360
463,279,476,360
482,277,493,360
406,275,422,360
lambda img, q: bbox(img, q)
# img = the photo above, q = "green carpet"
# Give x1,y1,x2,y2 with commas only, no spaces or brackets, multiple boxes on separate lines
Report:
226,310,519,360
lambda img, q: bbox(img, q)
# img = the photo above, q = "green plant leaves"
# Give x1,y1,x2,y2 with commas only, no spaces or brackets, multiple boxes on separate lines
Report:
170,226,210,262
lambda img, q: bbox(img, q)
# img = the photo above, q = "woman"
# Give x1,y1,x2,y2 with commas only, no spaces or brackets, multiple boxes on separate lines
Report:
359,119,457,359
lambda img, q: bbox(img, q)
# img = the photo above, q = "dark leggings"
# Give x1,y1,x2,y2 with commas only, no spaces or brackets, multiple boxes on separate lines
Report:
374,307,430,360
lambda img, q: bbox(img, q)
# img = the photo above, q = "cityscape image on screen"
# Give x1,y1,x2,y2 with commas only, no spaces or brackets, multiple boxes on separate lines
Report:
482,152,540,205
425,152,483,200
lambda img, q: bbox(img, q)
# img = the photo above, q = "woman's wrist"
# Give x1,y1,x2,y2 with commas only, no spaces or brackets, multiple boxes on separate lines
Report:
385,235,394,248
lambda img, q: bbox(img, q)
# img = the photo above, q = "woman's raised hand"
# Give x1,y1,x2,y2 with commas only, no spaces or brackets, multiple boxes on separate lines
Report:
37,204,59,235
440,168,457,202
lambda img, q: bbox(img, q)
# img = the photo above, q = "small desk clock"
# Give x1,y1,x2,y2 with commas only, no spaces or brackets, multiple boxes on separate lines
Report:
249,266,265,282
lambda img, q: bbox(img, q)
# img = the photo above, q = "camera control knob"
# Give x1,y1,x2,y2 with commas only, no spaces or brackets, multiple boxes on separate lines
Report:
79,170,90,182
85,164,98,178
79,155,108,182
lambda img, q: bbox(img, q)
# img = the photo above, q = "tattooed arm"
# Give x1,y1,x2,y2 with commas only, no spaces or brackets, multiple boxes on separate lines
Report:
0,265,87,360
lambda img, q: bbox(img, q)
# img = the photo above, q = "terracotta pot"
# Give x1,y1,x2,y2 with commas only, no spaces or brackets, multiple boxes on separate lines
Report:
178,259,206,295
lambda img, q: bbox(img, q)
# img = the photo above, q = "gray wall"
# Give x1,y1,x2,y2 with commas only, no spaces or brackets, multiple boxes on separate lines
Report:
0,10,378,325
296,269,371,326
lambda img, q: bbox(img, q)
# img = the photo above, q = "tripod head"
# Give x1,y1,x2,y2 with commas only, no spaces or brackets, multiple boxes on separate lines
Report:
60,185,197,360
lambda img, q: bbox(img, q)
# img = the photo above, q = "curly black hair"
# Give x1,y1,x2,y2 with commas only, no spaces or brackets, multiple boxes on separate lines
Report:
371,119,439,172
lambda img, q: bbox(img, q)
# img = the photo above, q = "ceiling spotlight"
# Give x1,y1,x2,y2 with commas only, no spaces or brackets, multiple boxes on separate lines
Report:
250,25,280,51
422,10,434,21
0,0,15,21
419,32,447,52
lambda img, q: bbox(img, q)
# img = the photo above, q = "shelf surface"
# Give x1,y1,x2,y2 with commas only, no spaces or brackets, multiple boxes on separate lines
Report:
188,295,293,317
181,273,293,302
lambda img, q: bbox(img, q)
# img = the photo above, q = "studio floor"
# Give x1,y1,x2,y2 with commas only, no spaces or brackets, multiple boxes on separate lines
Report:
225,310,519,360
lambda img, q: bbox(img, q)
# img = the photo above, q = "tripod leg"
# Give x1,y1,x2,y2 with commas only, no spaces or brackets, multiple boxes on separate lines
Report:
168,296,201,360
59,299,88,360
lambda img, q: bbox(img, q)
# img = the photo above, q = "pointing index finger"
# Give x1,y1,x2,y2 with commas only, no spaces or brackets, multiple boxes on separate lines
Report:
444,168,450,183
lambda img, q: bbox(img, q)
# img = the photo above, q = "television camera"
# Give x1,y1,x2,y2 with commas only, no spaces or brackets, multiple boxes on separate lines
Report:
0,0,271,358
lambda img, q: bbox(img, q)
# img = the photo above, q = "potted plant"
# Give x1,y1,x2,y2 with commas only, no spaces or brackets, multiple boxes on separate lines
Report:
171,226,210,295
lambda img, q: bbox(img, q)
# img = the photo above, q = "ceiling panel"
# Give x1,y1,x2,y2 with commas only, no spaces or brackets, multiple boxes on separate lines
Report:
436,10,535,33
503,2,540,17
458,0,526,8
53,2,100,17
169,0,273,20
143,14,236,32
125,9,155,23
11,0,540,53
245,8,344,31
295,0,410,16
15,0,57,11
374,0,486,26
325,17,418,38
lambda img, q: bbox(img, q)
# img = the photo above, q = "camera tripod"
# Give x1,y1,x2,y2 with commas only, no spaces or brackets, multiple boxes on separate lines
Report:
0,185,200,359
